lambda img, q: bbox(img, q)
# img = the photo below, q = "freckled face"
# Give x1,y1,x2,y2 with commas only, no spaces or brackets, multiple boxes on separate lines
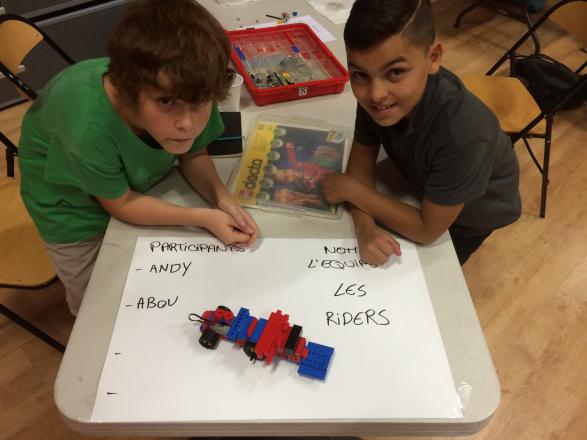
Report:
131,88,212,154
347,35,442,127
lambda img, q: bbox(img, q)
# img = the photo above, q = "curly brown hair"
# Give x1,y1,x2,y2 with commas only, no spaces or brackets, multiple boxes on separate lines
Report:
107,0,234,105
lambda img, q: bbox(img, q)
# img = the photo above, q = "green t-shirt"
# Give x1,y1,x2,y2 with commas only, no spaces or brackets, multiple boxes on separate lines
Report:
19,58,224,244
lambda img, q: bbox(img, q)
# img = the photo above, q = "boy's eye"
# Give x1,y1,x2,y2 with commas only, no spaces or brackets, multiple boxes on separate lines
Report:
350,71,368,82
387,69,406,79
157,97,174,106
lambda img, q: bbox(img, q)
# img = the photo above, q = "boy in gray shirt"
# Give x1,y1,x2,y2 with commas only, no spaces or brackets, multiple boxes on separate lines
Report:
323,0,521,265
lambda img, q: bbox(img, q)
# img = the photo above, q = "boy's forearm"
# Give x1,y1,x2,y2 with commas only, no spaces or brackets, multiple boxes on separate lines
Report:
178,151,230,207
346,180,441,245
343,140,384,237
345,140,377,188
341,142,446,244
98,191,214,229
350,204,376,234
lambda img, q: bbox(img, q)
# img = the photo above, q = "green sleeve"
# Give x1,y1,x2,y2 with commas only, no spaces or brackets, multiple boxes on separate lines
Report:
45,127,129,200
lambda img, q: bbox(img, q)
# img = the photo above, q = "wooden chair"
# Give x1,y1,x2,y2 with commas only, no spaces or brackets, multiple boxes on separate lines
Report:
0,14,75,353
459,0,587,218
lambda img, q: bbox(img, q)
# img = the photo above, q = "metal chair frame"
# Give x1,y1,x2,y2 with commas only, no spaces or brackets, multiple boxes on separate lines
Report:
0,13,75,354
482,0,586,218
0,13,75,100
455,0,542,53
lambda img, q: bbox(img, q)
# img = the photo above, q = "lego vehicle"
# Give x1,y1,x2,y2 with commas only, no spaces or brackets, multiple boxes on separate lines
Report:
190,305,334,380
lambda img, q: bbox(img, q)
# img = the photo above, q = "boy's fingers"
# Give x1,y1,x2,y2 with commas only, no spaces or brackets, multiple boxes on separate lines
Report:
370,250,388,266
240,221,255,235
363,244,386,266
229,208,257,235
387,237,402,256
227,229,251,243
243,212,260,235
231,231,256,247
228,211,252,234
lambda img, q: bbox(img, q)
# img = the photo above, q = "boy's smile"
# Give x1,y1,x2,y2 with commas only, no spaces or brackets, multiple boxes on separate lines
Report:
347,34,442,127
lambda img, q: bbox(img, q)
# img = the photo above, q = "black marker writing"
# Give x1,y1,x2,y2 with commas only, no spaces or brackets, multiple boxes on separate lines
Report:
149,241,245,253
149,261,191,277
325,309,390,326
334,282,367,297
324,246,358,255
136,296,179,310
307,259,376,270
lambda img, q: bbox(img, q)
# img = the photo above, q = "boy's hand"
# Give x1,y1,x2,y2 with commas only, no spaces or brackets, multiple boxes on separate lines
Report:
356,223,402,266
202,209,257,246
323,173,357,204
216,197,259,246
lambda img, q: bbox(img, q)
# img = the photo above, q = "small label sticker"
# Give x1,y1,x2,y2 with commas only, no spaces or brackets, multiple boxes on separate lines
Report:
298,86,308,96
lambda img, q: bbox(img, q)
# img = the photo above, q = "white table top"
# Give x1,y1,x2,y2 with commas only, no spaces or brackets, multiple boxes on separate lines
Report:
54,0,499,436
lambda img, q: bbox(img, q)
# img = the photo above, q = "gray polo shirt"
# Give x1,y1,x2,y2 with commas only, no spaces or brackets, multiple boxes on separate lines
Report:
354,66,522,236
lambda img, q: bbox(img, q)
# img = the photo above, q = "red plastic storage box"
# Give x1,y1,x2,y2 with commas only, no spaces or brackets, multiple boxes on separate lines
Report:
227,24,349,106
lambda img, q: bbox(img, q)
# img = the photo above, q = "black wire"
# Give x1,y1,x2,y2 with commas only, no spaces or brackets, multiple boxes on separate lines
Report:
188,313,205,322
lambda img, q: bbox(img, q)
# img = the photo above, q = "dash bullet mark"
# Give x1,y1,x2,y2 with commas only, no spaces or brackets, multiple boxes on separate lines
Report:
107,392,118,395
114,352,122,355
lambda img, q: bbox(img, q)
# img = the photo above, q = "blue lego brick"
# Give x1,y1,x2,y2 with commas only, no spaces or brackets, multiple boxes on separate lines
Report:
226,308,252,342
306,342,335,362
298,342,334,380
249,318,267,343
298,364,328,380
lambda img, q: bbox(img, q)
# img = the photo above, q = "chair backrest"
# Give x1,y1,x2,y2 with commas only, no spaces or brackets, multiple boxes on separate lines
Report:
0,19,43,75
0,14,75,178
487,0,587,75
0,14,74,100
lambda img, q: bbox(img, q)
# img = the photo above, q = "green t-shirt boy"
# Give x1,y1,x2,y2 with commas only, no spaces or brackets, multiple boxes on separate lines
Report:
17,0,259,315
20,58,226,243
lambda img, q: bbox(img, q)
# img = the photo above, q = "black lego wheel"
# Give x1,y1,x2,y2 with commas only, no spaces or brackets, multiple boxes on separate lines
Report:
199,328,220,349
243,342,265,361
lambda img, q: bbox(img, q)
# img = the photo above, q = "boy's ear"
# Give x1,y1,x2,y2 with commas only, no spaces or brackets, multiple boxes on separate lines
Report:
428,41,443,75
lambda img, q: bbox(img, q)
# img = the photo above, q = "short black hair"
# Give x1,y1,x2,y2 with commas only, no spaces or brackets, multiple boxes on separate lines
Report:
344,0,435,51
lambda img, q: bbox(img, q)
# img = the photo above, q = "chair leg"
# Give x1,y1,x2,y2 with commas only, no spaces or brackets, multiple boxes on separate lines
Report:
454,1,484,28
539,118,554,218
0,303,65,353
0,131,17,177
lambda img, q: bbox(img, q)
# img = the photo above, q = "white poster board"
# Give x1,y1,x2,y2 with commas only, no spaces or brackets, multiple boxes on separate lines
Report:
91,237,462,422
